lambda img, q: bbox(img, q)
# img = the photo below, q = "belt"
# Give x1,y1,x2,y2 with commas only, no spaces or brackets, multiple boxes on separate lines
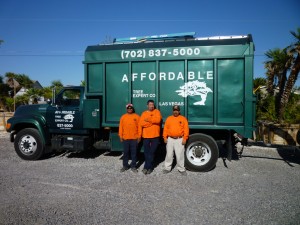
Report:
169,136,182,139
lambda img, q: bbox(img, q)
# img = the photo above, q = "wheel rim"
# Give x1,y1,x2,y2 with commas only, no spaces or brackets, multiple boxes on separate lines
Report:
186,141,212,166
18,135,38,155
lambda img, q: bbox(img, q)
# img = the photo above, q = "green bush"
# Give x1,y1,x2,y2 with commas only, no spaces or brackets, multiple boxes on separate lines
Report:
256,91,300,124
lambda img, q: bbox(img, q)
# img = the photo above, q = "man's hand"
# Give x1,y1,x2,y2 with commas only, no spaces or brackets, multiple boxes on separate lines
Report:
164,138,168,144
137,138,141,143
120,138,123,142
182,139,186,145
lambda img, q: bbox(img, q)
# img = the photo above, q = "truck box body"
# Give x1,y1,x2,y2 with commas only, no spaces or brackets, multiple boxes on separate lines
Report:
84,35,255,138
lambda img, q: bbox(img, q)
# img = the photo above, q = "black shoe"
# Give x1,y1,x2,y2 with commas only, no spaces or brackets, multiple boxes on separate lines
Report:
163,169,170,174
131,168,138,173
120,167,129,172
179,170,187,176
146,169,153,174
142,169,148,174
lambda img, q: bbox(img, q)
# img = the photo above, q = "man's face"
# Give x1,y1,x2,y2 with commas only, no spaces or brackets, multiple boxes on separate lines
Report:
173,109,180,117
147,102,155,111
127,107,133,114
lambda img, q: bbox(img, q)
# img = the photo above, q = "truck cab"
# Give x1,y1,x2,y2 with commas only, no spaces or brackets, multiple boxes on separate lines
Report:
6,86,101,160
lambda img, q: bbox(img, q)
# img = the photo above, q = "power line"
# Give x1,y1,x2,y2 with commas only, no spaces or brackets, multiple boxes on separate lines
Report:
0,18,291,23
0,54,266,57
0,54,83,56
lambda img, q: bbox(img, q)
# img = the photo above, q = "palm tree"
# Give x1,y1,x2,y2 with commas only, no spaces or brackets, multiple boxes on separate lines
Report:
0,75,9,96
265,48,292,89
253,77,266,93
50,80,63,94
264,60,276,95
16,95,29,106
24,88,43,102
5,72,16,80
0,75,10,110
50,80,63,88
16,74,34,89
5,72,33,89
264,48,293,120
41,87,53,100
279,28,300,121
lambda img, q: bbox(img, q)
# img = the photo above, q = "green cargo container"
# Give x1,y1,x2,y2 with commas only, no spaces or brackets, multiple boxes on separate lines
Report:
85,36,255,130
82,33,256,171
6,33,256,172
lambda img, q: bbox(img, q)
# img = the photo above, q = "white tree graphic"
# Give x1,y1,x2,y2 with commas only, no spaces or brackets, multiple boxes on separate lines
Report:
176,81,213,105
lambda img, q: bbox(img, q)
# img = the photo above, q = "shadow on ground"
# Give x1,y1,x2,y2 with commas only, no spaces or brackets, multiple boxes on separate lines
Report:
43,139,300,168
243,141,300,166
43,148,110,160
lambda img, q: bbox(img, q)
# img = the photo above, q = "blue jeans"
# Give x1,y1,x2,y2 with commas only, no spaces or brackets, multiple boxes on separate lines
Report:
122,140,138,168
143,137,160,170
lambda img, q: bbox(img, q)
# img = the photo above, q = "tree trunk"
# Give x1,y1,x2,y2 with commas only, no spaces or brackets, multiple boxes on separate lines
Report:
275,70,287,119
266,70,275,95
278,54,300,121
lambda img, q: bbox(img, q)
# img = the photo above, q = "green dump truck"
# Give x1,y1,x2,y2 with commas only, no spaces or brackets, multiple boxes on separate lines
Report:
6,32,256,171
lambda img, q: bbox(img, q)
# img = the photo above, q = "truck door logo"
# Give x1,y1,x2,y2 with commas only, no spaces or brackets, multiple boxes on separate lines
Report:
63,114,75,122
176,80,212,105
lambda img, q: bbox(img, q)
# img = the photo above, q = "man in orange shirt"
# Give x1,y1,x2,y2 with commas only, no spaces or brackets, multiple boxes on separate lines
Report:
163,105,189,176
119,103,140,173
139,100,162,175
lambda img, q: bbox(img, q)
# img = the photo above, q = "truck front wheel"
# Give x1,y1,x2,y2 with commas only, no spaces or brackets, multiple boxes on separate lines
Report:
14,128,45,160
185,134,219,172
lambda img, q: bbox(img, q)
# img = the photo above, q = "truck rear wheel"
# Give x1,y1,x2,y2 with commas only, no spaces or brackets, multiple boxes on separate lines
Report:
185,134,219,172
14,128,45,160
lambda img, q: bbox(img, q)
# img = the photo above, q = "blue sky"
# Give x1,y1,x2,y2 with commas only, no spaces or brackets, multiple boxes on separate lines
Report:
0,0,299,87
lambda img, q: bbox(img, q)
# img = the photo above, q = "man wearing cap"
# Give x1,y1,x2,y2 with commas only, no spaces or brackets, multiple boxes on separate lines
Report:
119,103,141,173
139,100,162,175
163,105,189,175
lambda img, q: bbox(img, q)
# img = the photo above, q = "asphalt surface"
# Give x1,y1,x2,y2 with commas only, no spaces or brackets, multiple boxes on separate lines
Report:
0,132,300,225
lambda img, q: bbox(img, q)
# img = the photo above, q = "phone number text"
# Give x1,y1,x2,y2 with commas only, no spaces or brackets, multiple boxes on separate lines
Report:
121,47,201,59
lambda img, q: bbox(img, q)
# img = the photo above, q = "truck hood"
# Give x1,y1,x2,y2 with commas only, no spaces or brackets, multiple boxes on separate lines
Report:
13,104,49,117
6,104,50,132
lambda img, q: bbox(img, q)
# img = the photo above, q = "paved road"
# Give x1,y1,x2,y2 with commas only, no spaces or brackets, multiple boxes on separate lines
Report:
0,132,299,225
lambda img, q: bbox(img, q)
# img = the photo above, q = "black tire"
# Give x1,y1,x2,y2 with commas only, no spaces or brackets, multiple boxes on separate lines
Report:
14,128,45,160
185,133,219,172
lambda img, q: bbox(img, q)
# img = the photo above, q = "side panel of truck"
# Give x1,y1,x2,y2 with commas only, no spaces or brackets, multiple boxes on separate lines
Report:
84,37,255,138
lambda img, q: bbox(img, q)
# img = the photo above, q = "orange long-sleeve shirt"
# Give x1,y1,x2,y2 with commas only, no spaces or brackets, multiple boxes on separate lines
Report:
139,109,162,138
119,113,140,140
163,115,189,141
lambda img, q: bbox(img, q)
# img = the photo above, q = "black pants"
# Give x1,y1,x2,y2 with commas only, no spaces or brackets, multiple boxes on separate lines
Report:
143,137,159,170
122,139,138,168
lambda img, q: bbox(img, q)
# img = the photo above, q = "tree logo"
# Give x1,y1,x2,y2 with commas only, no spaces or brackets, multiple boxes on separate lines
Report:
176,81,213,105
64,114,74,123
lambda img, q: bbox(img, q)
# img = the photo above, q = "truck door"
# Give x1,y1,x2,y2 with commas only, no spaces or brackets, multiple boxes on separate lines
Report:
83,99,100,129
47,88,83,133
